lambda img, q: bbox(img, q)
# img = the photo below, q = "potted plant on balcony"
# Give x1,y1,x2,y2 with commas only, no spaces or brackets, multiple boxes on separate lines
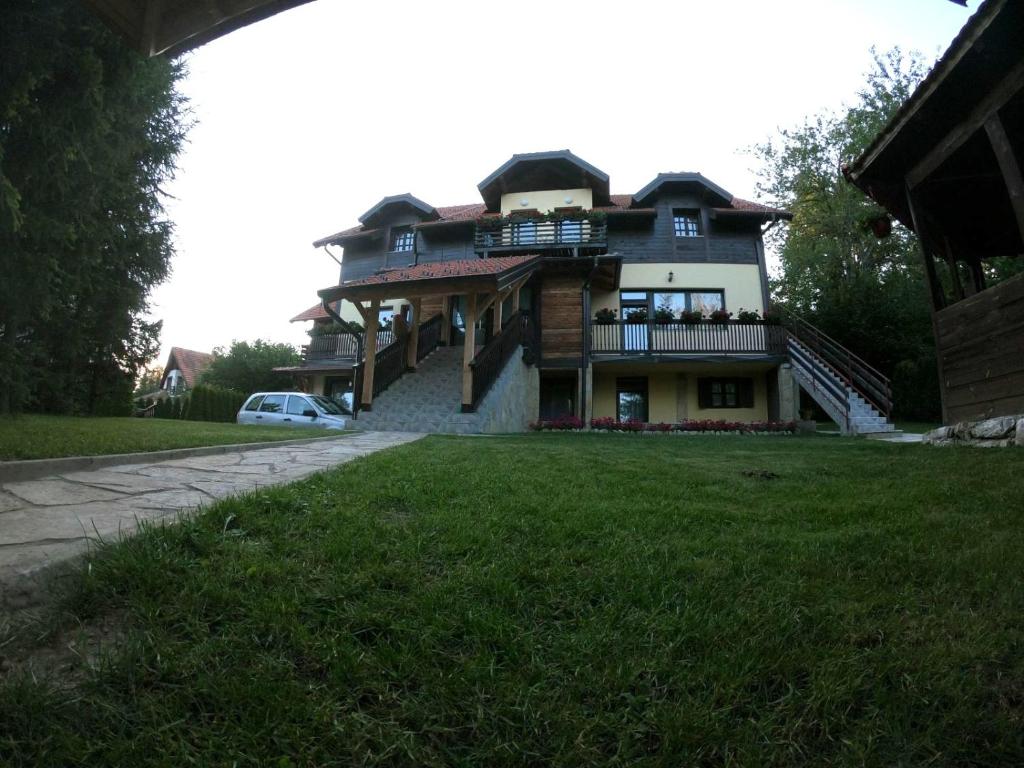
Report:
594,308,617,324
762,306,783,325
625,307,648,324
708,309,733,324
679,309,703,325
736,309,761,324
653,303,676,323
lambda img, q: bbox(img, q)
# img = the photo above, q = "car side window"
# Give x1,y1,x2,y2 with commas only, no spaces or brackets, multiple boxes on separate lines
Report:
286,396,313,416
244,395,265,412
258,394,286,413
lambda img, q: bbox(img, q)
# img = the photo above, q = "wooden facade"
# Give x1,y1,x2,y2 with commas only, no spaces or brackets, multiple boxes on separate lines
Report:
847,0,1024,424
539,275,584,363
935,271,1024,422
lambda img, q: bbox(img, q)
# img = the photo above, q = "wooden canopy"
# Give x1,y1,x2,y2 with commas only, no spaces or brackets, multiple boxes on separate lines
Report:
83,0,315,57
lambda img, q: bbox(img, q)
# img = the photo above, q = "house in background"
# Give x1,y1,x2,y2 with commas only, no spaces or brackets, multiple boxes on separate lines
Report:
287,150,896,434
846,0,1024,425
160,347,213,395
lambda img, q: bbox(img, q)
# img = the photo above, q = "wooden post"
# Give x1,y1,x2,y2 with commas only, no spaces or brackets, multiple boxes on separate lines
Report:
511,285,521,314
461,293,477,411
361,299,380,410
440,295,452,346
406,298,421,370
492,291,503,333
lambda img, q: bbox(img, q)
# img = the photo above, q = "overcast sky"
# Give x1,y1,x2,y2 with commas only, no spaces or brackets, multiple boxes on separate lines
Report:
149,0,975,364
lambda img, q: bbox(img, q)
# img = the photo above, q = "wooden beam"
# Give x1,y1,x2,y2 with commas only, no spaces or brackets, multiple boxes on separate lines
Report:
406,298,421,370
360,299,380,410
440,295,452,345
905,185,947,312
351,301,371,324
476,291,498,316
461,292,477,410
907,57,1024,189
511,284,521,314
985,112,1024,245
492,291,503,332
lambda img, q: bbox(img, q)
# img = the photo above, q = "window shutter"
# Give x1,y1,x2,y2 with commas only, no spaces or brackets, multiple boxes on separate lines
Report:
740,378,755,408
697,379,712,409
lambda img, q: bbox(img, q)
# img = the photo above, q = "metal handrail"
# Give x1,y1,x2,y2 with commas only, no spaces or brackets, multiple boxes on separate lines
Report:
780,309,892,420
590,319,787,356
474,219,607,251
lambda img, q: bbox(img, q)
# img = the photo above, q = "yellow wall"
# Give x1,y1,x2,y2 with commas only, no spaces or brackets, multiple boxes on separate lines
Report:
592,364,770,423
500,188,593,215
592,263,765,316
335,298,407,325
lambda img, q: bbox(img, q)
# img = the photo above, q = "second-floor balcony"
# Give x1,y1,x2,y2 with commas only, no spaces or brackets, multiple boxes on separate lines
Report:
591,320,787,357
303,329,395,362
474,217,607,255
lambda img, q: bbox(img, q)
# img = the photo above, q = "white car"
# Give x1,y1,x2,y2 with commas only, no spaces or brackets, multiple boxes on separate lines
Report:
237,392,348,430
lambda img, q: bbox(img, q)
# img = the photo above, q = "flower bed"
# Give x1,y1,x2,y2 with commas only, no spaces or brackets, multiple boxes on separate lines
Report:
530,417,797,434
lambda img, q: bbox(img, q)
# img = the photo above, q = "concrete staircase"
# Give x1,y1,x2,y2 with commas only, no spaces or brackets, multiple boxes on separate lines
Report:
787,337,895,435
349,347,482,434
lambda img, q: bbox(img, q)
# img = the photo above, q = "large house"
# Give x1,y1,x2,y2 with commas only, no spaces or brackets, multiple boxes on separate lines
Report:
286,151,895,434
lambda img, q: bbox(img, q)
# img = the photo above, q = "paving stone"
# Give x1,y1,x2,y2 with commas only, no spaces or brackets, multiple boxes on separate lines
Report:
0,431,424,609
3,479,128,507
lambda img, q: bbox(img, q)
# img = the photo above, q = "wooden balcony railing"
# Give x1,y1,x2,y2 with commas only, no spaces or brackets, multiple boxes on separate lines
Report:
303,329,394,361
474,219,607,254
590,320,788,356
467,311,533,411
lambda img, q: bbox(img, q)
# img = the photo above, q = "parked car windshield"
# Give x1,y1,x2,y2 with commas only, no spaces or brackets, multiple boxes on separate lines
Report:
309,395,346,415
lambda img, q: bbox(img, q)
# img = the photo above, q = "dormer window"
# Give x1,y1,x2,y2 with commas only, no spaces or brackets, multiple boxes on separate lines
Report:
389,227,414,252
673,209,702,238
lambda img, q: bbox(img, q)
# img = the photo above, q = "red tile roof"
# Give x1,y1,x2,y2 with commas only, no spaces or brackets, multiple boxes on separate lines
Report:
341,255,539,288
290,303,330,323
162,347,214,388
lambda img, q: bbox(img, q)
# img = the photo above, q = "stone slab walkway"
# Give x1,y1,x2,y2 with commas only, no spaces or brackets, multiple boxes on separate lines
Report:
0,431,423,608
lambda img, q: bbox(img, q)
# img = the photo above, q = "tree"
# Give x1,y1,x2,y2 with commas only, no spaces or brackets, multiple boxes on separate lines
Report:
0,0,189,414
134,366,165,397
198,340,302,395
752,48,941,420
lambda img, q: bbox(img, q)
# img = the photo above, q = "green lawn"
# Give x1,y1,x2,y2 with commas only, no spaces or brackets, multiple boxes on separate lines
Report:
2,434,1022,765
0,415,335,461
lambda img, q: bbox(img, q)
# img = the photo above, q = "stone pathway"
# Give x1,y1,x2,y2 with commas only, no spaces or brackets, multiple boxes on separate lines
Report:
0,431,424,608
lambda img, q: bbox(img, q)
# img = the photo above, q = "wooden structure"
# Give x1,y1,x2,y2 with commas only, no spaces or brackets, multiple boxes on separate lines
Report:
846,0,1024,423
317,257,538,413
83,0,314,57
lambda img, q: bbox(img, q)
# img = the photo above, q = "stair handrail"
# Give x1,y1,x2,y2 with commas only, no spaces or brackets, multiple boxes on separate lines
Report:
787,339,851,433
781,309,892,420
416,313,444,363
466,310,528,411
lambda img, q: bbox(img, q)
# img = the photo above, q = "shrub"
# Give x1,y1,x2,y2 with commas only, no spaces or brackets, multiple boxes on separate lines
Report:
735,309,761,324
529,415,584,431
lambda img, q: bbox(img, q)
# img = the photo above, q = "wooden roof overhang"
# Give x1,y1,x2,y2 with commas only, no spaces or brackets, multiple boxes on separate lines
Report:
312,227,383,249
478,151,612,211
83,0,315,57
845,0,1024,260
317,256,542,304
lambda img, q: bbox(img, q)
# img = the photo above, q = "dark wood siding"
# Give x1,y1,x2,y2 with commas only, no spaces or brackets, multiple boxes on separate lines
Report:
607,192,761,264
540,275,583,361
935,271,1024,422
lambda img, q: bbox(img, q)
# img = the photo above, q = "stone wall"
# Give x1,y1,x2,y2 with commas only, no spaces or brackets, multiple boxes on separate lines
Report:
475,354,539,433
923,415,1024,448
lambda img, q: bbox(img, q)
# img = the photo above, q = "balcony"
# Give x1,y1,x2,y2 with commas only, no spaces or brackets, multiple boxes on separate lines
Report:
302,329,395,362
474,217,607,255
590,320,787,357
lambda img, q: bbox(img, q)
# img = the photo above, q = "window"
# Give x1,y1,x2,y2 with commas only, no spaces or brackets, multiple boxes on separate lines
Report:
623,290,725,318
673,209,702,237
259,394,286,413
286,395,314,416
389,227,414,252
378,306,394,326
698,378,754,409
616,377,649,422
243,394,265,412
